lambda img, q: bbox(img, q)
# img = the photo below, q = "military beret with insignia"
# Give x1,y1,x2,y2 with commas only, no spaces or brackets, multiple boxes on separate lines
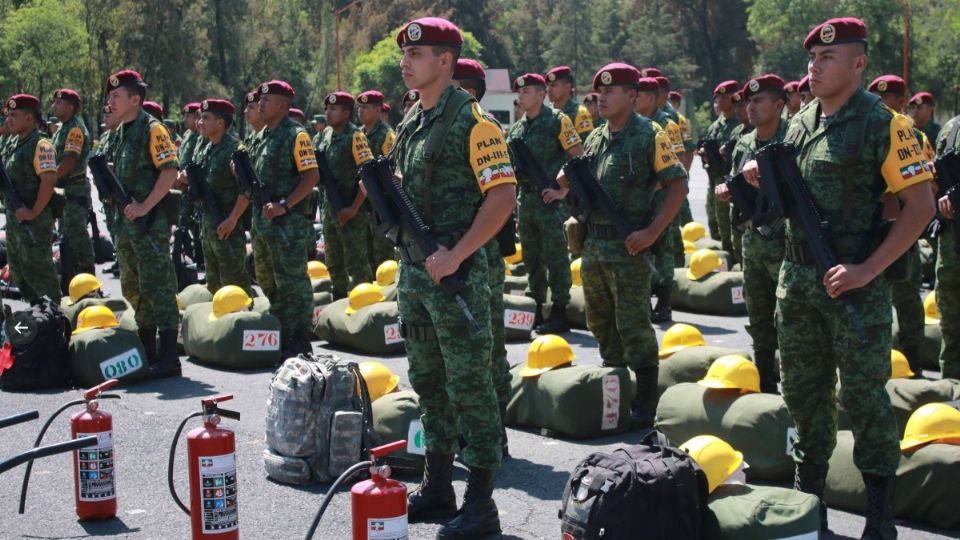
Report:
288,108,306,122
867,75,906,96
783,81,800,93
637,77,661,93
732,91,744,103
798,75,811,93
454,58,486,82
546,66,573,84
324,91,355,108
583,92,600,104
910,92,935,106
357,90,385,105
396,17,463,48
202,98,235,117
402,89,420,106
640,67,662,78
259,80,295,100
668,90,683,101
182,102,201,114
143,101,164,118
53,88,81,107
655,76,670,90
741,74,785,100
713,80,740,96
804,17,867,50
106,69,144,92
592,63,641,91
513,73,546,92
5,94,41,113
245,89,261,104
382,103,392,114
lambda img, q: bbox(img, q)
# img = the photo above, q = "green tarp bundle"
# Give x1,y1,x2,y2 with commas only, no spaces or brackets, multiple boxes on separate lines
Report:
61,297,133,331
658,346,751,396
566,286,587,329
311,277,332,294
179,283,213,308
702,484,820,540
504,275,528,296
672,269,747,316
371,390,425,473
838,378,960,437
314,298,405,356
182,302,282,369
893,318,942,371
69,327,148,387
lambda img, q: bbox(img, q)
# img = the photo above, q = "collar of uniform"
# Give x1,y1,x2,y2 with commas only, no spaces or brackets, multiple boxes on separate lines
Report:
14,129,41,150
800,88,869,135
421,85,458,124
365,120,385,137
264,115,295,139
331,122,356,141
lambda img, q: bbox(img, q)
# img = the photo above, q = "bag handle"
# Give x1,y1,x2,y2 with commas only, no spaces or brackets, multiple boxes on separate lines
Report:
347,362,379,454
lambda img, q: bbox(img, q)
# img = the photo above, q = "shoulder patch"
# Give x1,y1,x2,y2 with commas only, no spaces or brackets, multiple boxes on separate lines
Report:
34,139,58,175
382,129,396,156
64,127,85,155
148,123,178,167
557,113,582,151
351,130,373,166
575,105,594,133
294,131,319,172
881,113,933,193
653,129,681,173
469,117,516,192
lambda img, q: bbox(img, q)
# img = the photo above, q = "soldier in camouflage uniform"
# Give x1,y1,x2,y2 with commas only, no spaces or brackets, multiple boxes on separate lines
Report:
560,64,687,428
390,17,517,537
251,80,320,357
356,90,397,270
179,103,202,164
741,19,936,536
583,92,604,131
315,91,374,299
669,90,697,171
105,70,182,377
243,89,264,151
935,115,960,379
909,92,941,146
701,81,740,248
2,94,61,304
311,114,327,148
722,90,754,263
545,66,594,139
507,72,582,333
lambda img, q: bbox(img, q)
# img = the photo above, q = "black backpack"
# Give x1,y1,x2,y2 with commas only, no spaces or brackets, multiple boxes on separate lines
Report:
559,430,709,540
0,298,72,391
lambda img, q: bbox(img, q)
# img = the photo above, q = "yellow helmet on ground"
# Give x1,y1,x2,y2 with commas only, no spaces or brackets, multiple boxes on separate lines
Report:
307,260,330,280
890,349,915,379
358,361,400,401
681,222,706,243
346,283,385,315
376,260,399,287
924,290,940,324
698,354,760,393
73,305,119,335
504,244,523,266
520,335,575,377
900,403,960,452
67,273,102,306
686,249,723,281
210,285,253,320
683,239,696,255
679,435,744,494
659,323,706,358
571,258,582,287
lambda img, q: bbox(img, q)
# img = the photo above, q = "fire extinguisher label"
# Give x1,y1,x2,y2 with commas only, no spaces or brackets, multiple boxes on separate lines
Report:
367,514,408,539
75,430,116,501
199,453,239,533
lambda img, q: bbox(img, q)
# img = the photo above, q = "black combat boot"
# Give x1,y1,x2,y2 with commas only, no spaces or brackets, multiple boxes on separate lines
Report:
437,467,501,539
795,463,830,533
499,405,510,459
861,474,897,540
149,328,182,379
650,285,673,324
408,452,457,523
630,366,659,428
532,302,544,330
137,327,158,366
537,303,569,334
754,349,780,394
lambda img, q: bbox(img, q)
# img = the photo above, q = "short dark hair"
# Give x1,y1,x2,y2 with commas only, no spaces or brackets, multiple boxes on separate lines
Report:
123,83,147,103
213,111,233,129
431,45,461,66
460,79,487,100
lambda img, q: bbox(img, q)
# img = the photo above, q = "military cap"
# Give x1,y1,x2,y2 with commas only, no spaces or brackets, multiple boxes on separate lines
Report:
804,17,867,50
713,80,740,96
655,76,671,90
583,92,600,104
245,89,261,104
783,81,800,93
742,74,785,99
357,90,385,105
53,88,81,107
513,73,546,92
288,108,306,122
636,77,661,93
797,75,811,93
106,69,145,92
668,90,683,101
312,114,326,123
454,58,486,82
640,67,663,78
259,80,295,100
545,66,574,83
592,63,640,91
396,17,463,48
143,101,164,118
5,94,41,113
324,91,355,108
402,89,420,106
202,98,235,117
381,103,392,113
910,92,935,106
182,102,201,114
868,75,906,96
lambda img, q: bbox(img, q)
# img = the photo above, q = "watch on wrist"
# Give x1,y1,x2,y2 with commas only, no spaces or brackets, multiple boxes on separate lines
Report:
279,198,290,212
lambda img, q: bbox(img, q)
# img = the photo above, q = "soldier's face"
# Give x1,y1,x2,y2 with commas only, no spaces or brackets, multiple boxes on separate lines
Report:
786,91,801,110
6,108,35,135
585,101,599,118
799,92,812,106
184,112,198,130
51,98,74,120
198,112,218,137
324,104,351,127
735,101,749,124
909,103,933,124
878,94,905,113
546,80,571,103
597,86,632,119
400,46,445,90
258,94,288,123
713,94,733,115
808,44,866,99
669,98,681,110
515,86,544,112
107,87,139,120
357,103,380,125
244,103,260,125
746,93,780,127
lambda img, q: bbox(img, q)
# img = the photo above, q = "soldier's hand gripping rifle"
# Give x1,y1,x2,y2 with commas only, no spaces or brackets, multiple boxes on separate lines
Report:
87,154,160,254
934,149,960,254
562,156,663,281
316,150,348,213
696,138,729,174
507,139,568,224
185,162,235,257
359,156,482,335
231,148,289,247
754,142,867,343
726,172,758,228
0,156,36,243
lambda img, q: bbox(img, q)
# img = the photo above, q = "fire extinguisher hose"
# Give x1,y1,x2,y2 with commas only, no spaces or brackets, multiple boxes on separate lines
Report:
303,460,373,540
167,411,204,515
1,435,99,475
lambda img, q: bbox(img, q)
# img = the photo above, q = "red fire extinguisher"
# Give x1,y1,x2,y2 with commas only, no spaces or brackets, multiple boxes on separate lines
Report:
168,394,240,540
18,379,121,520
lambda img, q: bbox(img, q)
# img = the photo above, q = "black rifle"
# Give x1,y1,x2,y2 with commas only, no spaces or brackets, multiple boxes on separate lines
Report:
562,156,662,281
696,138,729,174
726,172,758,227
359,156,482,334
232,148,289,246
316,150,348,213
186,162,235,257
507,139,567,224
934,149,960,254
0,156,36,242
87,154,160,254
754,142,867,342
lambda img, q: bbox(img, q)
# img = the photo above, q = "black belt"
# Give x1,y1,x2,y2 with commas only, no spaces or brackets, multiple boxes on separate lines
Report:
586,223,620,240
783,240,862,265
398,231,464,264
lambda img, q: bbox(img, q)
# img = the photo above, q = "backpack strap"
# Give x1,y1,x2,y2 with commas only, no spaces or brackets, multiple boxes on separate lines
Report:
945,118,960,153
841,92,881,224
347,361,379,454
421,88,476,220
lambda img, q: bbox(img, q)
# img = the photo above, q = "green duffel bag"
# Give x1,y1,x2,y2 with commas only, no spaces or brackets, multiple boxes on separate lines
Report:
656,383,795,481
311,291,334,329
313,298,404,356
372,390,425,473
311,277,332,294
702,484,820,540
69,327,149,387
505,363,634,438
503,275,528,296
181,302,282,369
837,378,960,438
61,297,132,330
684,249,734,271
566,286,587,329
893,317,942,371
658,345,751,396
503,294,536,342
695,238,723,250
179,283,212,308
825,431,960,529
672,269,747,316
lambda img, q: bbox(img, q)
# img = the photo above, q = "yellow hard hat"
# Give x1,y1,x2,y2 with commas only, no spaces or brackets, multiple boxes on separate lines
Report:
686,249,723,280
376,260,399,287
659,323,706,358
73,305,118,335
683,239,696,255
679,435,744,494
345,283,385,315
681,222,706,243
504,244,523,266
210,285,253,320
698,354,760,393
358,361,400,401
571,258,582,287
307,260,330,280
924,290,940,324
67,273,102,305
520,335,575,377
890,349,915,379
900,403,960,452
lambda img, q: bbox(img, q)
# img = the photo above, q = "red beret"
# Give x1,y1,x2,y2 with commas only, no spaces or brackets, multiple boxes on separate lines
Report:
357,90,385,105
868,75,906,96
668,90,683,101
182,102,201,114
783,81,800,93
454,59,486,82
143,101,164,118
732,91,744,103
798,75,811,93
324,91,355,108
640,67,663,78
592,63,640,91
513,73,546,92
546,66,573,83
53,89,81,107
401,89,420,106
910,92,935,106
742,74,785,100
396,17,463,48
583,92,599,104
713,80,740,96
804,17,867,50
259,80,295,100
201,98,235,117
655,76,670,90
637,77,661,92
5,94,40,113
381,103,392,113
288,108,305,122
106,69,144,92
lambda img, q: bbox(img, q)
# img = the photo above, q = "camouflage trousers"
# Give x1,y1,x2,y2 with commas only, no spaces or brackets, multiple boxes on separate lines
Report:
729,206,744,264
60,190,96,276
6,209,61,304
252,212,313,337
518,193,571,306
398,250,501,470
322,209,373,298
653,189,681,287
891,247,924,355
776,265,900,475
706,174,720,241
673,199,694,267
116,217,179,331
201,215,252,297
486,241,511,412
937,224,960,378
368,216,396,275
741,228,783,354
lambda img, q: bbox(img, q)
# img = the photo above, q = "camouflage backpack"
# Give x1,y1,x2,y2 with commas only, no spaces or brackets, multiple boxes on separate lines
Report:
262,353,375,484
